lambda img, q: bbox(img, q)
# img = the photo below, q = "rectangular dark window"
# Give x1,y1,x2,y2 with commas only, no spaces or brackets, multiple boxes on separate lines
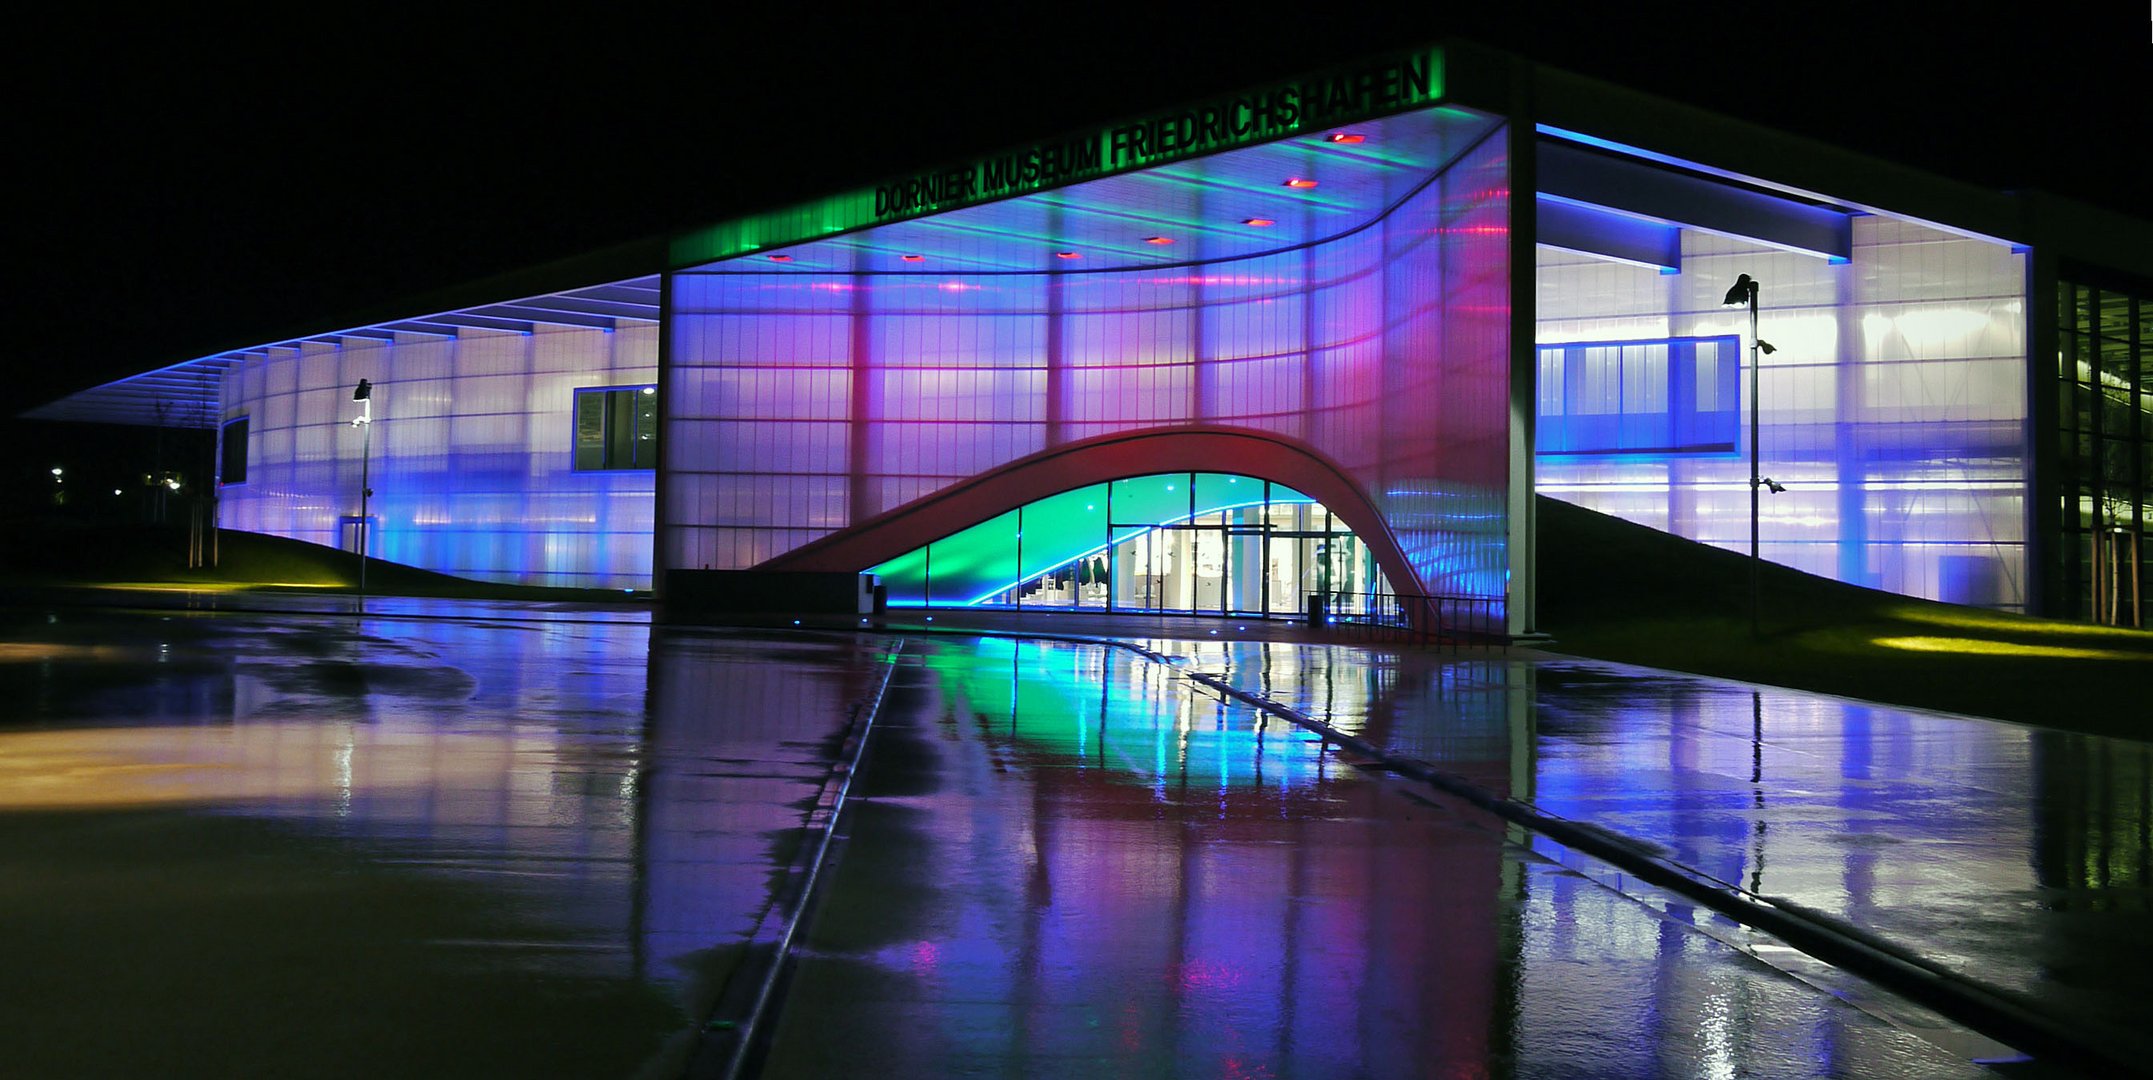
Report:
573,386,659,470
219,417,249,486
1534,335,1741,455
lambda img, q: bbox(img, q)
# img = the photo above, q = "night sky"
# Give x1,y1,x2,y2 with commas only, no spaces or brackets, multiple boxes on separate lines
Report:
10,7,2150,413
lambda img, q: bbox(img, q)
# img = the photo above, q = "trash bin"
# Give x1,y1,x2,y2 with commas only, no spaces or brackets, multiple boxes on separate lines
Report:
1306,593,1328,626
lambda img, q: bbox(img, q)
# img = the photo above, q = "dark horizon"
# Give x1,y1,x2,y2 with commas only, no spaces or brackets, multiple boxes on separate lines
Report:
11,9,2150,408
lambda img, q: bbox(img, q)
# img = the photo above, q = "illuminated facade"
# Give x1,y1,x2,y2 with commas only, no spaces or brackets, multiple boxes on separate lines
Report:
30,43,2153,627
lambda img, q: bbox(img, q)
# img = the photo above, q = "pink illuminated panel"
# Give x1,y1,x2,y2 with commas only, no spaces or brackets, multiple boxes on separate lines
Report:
664,117,1514,609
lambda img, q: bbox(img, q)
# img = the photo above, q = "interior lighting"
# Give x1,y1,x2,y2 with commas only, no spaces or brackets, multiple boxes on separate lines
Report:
1054,251,1082,259
1143,236,1175,245
1242,218,1275,227
1282,178,1319,189
1326,132,1366,144
900,254,925,262
768,255,793,262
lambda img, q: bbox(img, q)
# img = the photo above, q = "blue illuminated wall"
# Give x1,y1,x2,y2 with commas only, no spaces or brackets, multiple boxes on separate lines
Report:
217,321,658,589
1536,217,2029,609
664,118,1514,611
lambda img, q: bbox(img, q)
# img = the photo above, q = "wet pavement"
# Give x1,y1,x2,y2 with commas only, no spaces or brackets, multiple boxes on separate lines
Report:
1135,637,2153,1070
2,596,2143,1077
0,601,893,1077
757,636,2000,1078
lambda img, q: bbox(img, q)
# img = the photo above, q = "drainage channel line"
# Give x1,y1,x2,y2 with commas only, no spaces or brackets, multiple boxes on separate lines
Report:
695,637,905,1080
1144,655,2139,1080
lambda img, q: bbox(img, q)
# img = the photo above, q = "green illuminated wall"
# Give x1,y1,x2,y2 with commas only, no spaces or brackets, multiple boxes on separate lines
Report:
870,471,1332,608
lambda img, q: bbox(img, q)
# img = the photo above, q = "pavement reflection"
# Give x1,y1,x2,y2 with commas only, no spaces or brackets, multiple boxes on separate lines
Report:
0,604,893,1078
759,636,1988,1078
1145,637,2153,1068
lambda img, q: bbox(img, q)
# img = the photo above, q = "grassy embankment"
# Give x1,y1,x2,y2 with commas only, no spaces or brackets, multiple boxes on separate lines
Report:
0,519,640,604
1536,496,2152,741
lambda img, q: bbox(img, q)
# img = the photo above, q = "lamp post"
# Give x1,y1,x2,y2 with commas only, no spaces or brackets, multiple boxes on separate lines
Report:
1722,275,1781,638
351,379,373,600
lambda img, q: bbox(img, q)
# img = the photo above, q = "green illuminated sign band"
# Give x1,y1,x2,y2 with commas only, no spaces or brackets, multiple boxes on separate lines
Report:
670,47,1443,267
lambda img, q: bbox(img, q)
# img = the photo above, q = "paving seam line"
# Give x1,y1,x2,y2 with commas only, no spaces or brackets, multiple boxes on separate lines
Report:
827,621,2135,1078
1148,653,2137,1080
697,636,906,1080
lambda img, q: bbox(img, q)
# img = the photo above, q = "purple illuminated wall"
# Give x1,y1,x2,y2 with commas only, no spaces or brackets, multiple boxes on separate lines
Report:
663,130,1513,607
217,322,658,589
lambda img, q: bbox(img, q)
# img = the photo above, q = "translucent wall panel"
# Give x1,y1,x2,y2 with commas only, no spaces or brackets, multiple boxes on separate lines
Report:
666,121,1513,614
1536,215,2029,609
217,323,658,589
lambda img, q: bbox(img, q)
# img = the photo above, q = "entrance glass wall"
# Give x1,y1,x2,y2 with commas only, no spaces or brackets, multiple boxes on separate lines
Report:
868,471,1392,617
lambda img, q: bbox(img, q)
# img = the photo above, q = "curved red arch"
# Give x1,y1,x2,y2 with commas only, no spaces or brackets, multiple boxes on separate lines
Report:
759,426,1428,599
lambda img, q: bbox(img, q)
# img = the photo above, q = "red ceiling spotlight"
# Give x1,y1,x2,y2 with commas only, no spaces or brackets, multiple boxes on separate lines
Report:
1054,250,1082,259
767,254,794,262
1326,132,1366,144
1282,178,1318,189
900,254,925,262
1242,217,1276,227
1142,236,1175,245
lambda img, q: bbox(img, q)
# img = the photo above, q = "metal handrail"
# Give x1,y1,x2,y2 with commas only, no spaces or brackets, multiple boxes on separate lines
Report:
1312,590,1503,652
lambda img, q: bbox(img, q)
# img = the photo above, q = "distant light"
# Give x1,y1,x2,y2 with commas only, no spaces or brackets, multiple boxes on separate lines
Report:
113,488,122,496
925,615,933,621
640,387,656,395
900,254,925,262
1283,178,1318,189
1143,236,1174,245
1209,629,1218,635
1054,251,1081,259
1241,217,1275,227
49,467,62,478
792,619,801,625
768,255,794,262
1326,132,1366,144
1086,504,1095,511
1165,485,1174,491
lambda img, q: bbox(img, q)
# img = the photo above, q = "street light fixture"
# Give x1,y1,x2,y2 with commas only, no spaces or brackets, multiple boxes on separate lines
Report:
1723,275,1784,638
351,379,373,600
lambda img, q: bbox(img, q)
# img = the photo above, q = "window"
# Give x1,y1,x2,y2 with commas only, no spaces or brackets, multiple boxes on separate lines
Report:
574,386,659,470
219,417,249,486
1535,335,1740,455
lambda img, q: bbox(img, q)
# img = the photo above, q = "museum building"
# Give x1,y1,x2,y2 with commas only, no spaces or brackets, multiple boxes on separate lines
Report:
29,43,2153,633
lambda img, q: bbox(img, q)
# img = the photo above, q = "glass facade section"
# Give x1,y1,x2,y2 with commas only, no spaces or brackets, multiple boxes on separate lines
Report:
665,111,1513,617
217,416,248,486
868,471,1391,616
1535,336,1740,455
1537,216,2030,610
2057,279,2149,626
572,385,659,470
217,318,659,589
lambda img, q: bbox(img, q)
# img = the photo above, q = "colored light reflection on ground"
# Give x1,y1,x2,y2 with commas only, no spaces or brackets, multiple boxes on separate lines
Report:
920,635,1334,794
757,636,1997,1078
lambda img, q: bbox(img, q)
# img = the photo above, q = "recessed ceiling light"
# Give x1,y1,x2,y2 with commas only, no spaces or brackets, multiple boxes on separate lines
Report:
1326,132,1366,144
900,254,925,262
1142,236,1175,245
1242,217,1275,227
767,254,793,262
1283,178,1318,189
1054,250,1082,259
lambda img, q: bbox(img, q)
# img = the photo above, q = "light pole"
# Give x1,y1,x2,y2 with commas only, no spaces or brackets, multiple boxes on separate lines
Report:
1722,275,1782,638
351,379,373,600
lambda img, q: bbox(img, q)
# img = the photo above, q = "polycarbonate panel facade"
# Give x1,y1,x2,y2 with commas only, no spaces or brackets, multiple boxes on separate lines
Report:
217,323,658,588
1536,215,2030,609
664,121,1513,609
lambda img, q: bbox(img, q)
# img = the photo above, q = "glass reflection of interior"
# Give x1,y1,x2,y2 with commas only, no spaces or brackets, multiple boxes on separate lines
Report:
869,471,1395,616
